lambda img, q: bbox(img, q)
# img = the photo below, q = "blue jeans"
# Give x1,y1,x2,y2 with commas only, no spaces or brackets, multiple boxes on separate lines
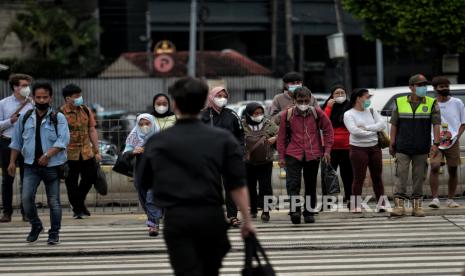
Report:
22,165,62,233
135,180,162,227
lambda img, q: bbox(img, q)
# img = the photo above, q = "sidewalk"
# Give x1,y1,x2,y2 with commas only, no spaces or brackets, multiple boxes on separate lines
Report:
4,199,465,228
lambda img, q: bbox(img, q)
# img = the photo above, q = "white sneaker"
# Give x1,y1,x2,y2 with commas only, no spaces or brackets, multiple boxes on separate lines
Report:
447,199,460,208
428,198,440,209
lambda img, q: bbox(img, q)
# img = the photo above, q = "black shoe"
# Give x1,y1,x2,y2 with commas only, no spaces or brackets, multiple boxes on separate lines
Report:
290,213,301,224
26,226,43,243
148,226,159,237
47,231,59,245
82,206,91,217
0,214,11,223
73,212,84,219
304,215,315,223
260,212,270,222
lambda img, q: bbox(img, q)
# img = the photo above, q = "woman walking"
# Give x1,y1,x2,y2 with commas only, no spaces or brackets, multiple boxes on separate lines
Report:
200,86,244,227
243,102,278,222
151,93,176,131
343,89,386,213
322,85,353,204
124,113,162,236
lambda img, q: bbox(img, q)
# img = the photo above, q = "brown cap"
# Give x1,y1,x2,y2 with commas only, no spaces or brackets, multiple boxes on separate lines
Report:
409,74,428,85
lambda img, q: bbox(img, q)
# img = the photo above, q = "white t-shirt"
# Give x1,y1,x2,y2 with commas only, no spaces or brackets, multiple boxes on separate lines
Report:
434,97,465,147
343,108,386,147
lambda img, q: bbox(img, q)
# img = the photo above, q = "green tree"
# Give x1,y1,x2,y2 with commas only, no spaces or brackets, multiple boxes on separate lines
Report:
343,0,465,53
3,1,100,67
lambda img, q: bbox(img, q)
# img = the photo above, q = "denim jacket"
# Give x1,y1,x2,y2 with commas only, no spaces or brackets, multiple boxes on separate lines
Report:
10,108,70,167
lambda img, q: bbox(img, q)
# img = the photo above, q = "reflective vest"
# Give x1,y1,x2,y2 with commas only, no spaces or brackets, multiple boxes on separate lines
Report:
395,95,435,155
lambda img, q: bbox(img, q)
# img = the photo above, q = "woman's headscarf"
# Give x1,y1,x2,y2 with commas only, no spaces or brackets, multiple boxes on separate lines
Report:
125,113,159,147
245,102,265,126
207,86,229,113
152,93,175,118
322,85,351,128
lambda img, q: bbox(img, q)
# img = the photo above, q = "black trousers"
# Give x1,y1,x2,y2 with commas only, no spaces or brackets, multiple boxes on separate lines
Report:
329,149,353,201
285,155,319,216
65,156,96,213
0,137,24,216
164,205,231,276
246,162,273,214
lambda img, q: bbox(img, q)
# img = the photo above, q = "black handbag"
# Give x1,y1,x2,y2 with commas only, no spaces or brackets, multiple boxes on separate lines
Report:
242,235,276,276
94,163,108,196
322,162,340,195
58,163,69,180
112,152,134,177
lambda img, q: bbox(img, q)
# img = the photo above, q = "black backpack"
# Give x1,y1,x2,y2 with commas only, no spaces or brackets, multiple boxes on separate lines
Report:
22,109,59,135
21,105,91,135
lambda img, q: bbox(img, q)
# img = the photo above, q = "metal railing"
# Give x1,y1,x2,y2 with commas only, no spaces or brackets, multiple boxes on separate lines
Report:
3,117,465,215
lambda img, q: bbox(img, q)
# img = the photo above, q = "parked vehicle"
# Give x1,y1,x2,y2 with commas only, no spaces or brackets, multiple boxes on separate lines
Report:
99,140,118,165
368,84,465,150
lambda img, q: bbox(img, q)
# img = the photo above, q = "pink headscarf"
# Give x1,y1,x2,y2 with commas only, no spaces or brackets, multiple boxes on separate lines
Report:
207,86,229,113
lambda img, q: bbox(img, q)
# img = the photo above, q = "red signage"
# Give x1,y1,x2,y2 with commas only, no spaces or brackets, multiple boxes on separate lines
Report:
154,54,174,73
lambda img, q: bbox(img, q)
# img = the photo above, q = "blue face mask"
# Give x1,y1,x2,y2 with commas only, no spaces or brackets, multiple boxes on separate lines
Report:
73,96,83,107
363,99,371,109
415,86,427,97
288,84,302,93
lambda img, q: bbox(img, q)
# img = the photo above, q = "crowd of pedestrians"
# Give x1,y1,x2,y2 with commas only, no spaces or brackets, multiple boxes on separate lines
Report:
0,71,463,244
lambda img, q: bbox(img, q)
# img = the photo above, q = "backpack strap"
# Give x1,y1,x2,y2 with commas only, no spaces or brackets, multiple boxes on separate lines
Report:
22,109,58,135
22,109,34,126
286,107,294,121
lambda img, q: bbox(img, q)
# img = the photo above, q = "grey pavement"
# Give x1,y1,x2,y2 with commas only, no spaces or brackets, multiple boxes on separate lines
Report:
1,204,465,275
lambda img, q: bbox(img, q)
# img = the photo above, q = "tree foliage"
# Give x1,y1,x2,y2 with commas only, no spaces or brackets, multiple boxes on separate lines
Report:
343,0,465,53
2,0,101,76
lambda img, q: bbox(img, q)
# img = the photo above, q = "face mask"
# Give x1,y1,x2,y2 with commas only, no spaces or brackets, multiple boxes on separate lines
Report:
140,125,151,135
155,105,168,114
19,86,30,98
297,104,310,112
73,96,83,107
334,96,346,104
437,89,450,96
251,115,264,123
363,99,371,110
35,102,49,111
416,86,427,97
288,84,302,93
213,97,228,108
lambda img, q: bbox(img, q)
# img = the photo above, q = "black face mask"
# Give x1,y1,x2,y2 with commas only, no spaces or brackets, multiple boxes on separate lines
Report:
437,89,450,96
35,102,50,111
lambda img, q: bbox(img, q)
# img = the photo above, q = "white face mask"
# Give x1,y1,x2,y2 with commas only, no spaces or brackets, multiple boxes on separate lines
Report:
297,104,310,112
140,125,151,135
155,105,168,114
251,115,264,123
213,97,228,108
19,86,30,98
334,96,346,104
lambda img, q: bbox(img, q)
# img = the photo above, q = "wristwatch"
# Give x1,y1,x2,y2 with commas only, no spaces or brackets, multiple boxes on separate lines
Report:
43,152,49,158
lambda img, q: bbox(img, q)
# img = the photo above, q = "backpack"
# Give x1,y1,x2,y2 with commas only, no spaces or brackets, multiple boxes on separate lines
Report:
284,106,319,147
21,105,91,135
244,122,274,164
22,109,59,135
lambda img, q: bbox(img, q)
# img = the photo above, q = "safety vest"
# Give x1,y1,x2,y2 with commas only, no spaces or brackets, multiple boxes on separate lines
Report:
395,95,435,155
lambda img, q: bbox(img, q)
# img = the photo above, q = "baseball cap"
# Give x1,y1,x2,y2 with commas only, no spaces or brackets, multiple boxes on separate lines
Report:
409,74,429,85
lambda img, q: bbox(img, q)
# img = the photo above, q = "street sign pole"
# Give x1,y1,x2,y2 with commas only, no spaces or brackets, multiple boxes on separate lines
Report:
188,0,197,77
